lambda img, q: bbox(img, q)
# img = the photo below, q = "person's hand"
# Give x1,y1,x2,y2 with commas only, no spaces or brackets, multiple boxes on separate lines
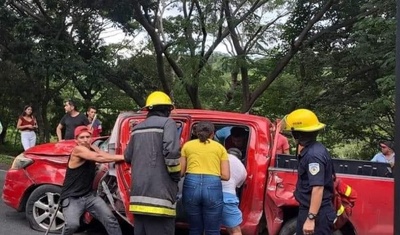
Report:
169,172,181,182
303,218,315,235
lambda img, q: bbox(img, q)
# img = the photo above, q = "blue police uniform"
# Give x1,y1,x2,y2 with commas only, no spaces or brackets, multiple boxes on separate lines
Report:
295,141,336,235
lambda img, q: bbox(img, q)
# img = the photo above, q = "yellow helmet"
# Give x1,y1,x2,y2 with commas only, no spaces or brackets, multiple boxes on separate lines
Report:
144,91,174,109
283,109,325,132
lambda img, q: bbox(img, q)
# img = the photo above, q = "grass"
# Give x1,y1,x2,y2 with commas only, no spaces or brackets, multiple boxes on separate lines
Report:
0,154,14,166
0,141,20,166
0,141,23,157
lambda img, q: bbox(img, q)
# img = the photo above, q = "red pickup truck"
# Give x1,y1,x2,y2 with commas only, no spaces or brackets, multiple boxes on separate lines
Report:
3,109,394,234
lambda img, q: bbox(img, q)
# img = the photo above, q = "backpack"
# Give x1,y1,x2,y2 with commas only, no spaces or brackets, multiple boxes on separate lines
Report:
332,174,357,230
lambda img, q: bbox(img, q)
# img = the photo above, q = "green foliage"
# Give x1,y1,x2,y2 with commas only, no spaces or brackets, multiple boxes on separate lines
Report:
0,0,396,160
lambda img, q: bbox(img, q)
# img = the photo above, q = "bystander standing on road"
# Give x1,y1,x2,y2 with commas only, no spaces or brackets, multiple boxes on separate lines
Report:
371,140,395,168
16,105,37,150
86,106,102,137
56,100,90,141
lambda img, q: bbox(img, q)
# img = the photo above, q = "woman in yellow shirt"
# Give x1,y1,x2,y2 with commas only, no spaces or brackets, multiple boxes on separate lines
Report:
180,121,230,235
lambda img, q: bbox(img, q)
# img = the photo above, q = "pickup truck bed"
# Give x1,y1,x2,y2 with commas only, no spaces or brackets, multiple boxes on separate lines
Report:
276,154,393,178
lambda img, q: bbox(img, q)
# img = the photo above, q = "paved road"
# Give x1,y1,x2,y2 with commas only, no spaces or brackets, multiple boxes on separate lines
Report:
0,169,109,235
0,169,188,235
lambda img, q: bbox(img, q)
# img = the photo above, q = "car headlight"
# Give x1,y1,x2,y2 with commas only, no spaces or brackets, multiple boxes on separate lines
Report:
10,153,34,170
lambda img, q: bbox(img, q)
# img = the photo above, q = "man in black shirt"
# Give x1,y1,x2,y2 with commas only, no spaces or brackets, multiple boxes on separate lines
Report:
60,126,124,235
56,100,90,140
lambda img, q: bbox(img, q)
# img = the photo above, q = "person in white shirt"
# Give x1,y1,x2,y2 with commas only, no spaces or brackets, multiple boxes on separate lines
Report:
222,148,248,235
371,140,395,167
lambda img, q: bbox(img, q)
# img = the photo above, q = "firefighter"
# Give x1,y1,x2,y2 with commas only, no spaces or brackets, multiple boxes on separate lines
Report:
283,109,336,235
124,91,181,235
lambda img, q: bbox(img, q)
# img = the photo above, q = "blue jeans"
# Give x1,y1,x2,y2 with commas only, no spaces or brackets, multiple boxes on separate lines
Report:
61,193,122,235
182,174,223,235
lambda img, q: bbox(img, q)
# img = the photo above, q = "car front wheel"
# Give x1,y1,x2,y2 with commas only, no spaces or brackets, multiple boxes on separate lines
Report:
25,184,64,232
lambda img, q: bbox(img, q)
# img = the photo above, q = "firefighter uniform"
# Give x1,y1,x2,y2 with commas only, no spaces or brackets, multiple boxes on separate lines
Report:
295,142,336,235
283,109,336,235
124,91,181,235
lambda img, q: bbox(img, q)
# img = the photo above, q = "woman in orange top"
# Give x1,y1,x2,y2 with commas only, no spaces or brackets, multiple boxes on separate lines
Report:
17,105,38,150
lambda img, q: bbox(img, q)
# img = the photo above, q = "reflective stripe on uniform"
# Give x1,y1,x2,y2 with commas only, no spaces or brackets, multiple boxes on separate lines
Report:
167,164,181,173
129,204,176,216
165,158,180,165
130,196,176,209
344,186,352,197
132,128,163,135
337,204,345,216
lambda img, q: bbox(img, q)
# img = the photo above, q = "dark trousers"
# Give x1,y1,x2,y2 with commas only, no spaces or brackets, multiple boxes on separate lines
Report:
61,193,122,235
134,214,175,235
296,205,336,235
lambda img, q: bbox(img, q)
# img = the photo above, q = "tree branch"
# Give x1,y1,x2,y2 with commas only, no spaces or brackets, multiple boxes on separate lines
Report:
32,0,51,21
194,0,207,58
8,0,46,23
247,0,337,112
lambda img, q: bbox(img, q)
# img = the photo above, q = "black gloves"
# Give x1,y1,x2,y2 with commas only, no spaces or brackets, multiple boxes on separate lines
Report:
169,172,181,182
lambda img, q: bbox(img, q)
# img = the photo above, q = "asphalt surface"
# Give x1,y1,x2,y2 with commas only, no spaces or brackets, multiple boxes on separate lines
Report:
0,167,189,235
0,169,113,235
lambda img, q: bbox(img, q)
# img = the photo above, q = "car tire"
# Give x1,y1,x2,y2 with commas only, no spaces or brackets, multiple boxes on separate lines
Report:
279,217,343,235
25,185,64,233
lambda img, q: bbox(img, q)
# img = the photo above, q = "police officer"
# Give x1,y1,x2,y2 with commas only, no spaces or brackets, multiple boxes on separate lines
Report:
283,109,336,235
124,91,181,235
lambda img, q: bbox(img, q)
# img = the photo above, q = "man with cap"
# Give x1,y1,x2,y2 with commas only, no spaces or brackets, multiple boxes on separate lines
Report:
60,126,123,235
371,140,395,167
124,91,181,235
283,109,336,235
222,148,247,235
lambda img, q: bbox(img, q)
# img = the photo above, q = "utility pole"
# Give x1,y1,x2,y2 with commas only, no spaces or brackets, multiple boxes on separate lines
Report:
395,0,400,234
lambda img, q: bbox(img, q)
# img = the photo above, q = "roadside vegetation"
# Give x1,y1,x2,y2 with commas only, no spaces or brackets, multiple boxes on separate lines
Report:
0,0,393,161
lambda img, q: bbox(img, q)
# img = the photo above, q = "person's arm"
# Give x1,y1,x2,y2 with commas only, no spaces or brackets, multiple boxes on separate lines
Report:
306,158,325,214
308,186,324,215
57,115,67,141
75,145,124,163
220,146,230,180
302,157,326,234
282,135,290,154
163,119,181,175
56,124,64,141
33,117,38,129
237,162,247,187
16,118,23,130
124,134,134,164
220,159,230,181
180,156,187,177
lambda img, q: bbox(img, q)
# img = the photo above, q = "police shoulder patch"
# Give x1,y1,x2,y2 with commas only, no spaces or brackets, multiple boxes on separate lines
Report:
308,163,320,175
